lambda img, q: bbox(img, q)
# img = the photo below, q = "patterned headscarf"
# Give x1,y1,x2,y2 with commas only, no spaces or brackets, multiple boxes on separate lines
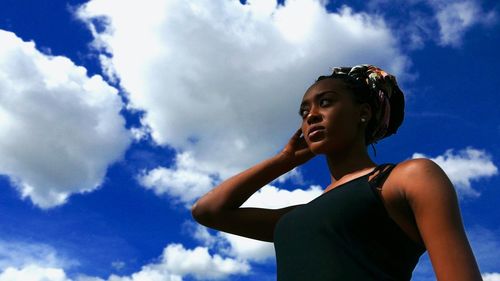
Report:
328,64,405,144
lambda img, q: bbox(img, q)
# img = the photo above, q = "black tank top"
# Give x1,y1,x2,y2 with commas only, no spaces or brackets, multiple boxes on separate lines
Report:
273,163,426,281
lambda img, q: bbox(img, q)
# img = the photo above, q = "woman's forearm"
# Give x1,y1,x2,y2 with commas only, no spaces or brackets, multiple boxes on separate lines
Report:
191,152,295,217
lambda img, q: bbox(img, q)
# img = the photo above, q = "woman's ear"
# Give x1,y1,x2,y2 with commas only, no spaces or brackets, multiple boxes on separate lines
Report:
359,103,372,123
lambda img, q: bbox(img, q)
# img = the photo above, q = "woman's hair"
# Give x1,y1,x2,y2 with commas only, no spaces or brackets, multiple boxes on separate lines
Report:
314,65,405,150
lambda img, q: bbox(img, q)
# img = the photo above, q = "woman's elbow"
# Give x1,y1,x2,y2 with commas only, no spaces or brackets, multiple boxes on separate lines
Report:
191,200,216,226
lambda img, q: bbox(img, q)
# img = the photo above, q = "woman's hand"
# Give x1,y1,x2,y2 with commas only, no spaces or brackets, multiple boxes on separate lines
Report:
278,127,316,167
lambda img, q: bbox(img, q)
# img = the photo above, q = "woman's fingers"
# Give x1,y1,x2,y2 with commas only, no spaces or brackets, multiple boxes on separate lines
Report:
278,127,315,166
291,127,302,140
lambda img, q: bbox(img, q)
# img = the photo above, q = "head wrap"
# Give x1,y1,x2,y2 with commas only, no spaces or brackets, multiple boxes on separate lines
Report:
328,64,405,144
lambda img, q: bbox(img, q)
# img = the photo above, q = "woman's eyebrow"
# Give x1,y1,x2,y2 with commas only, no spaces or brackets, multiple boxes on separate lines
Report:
300,91,339,108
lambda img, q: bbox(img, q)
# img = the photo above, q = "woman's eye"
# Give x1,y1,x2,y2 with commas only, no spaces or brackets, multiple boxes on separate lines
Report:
299,98,332,118
320,98,331,106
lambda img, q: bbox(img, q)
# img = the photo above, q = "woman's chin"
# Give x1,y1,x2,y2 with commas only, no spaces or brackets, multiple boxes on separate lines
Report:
307,136,347,155
308,140,331,155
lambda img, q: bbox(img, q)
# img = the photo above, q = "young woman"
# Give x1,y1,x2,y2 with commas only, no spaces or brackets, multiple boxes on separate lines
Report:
191,64,483,281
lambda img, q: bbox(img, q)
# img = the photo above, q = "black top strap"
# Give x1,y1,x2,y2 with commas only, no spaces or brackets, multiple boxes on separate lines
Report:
366,163,389,177
368,163,396,189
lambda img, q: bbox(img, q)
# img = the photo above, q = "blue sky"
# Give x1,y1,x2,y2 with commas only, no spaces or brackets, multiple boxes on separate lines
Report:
0,0,499,280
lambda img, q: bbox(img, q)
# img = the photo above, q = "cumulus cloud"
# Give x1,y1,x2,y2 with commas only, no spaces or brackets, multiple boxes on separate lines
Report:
76,0,410,180
0,239,76,271
271,167,305,185
185,222,226,250
241,183,323,209
161,244,249,279
483,273,500,281
137,151,219,208
0,239,76,281
0,241,249,281
76,243,249,281
0,30,131,208
412,147,498,198
187,221,277,263
0,265,71,281
217,233,275,263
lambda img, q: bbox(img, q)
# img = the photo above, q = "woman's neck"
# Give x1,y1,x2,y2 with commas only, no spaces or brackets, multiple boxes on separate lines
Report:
325,142,376,183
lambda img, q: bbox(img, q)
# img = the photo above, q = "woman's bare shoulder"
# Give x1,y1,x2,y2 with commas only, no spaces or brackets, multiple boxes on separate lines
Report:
391,157,452,197
394,157,441,173
390,157,460,211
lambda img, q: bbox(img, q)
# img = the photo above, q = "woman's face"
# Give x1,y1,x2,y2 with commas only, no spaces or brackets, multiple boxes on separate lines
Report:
299,78,366,154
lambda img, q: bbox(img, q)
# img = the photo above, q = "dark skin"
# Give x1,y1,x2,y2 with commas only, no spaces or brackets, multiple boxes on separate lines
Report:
192,78,483,281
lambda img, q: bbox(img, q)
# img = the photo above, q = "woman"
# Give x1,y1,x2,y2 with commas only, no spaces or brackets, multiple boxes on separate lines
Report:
191,64,483,280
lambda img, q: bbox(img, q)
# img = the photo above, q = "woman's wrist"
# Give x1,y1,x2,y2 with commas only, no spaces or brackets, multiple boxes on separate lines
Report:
274,151,299,171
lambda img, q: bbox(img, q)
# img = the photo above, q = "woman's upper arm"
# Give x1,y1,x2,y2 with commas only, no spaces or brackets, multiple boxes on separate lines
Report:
192,204,303,243
400,158,483,281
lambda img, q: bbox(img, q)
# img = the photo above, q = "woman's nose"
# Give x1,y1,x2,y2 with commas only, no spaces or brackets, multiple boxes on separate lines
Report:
306,106,322,124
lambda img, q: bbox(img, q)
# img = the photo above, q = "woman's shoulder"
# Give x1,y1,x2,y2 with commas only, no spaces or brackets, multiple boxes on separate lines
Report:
391,157,453,197
393,157,441,174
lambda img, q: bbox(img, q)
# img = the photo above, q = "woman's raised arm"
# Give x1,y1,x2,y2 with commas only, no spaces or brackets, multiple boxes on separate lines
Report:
191,127,315,242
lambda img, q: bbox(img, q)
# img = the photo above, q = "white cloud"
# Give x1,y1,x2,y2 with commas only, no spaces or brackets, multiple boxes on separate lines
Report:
433,0,497,47
162,243,250,279
241,184,323,209
411,147,498,198
129,126,151,142
483,273,500,281
217,233,275,263
271,167,305,185
0,30,131,208
137,151,219,208
0,239,76,281
76,243,250,281
0,265,72,281
77,0,410,180
0,240,82,281
0,239,248,281
76,276,104,281
0,239,76,271
187,223,225,250
0,239,88,281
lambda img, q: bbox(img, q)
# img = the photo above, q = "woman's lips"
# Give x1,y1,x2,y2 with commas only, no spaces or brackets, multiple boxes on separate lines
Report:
308,129,325,141
307,125,325,136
